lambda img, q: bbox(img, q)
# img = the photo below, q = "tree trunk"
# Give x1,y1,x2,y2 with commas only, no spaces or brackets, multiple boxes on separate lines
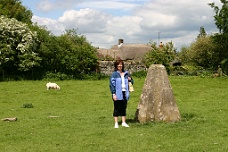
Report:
135,64,180,123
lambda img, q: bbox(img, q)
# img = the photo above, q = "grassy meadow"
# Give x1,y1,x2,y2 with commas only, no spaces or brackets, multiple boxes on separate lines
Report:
0,76,228,152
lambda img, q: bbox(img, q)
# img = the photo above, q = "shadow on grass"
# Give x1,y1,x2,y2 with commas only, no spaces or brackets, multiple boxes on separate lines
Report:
181,112,197,121
126,118,138,123
126,112,198,124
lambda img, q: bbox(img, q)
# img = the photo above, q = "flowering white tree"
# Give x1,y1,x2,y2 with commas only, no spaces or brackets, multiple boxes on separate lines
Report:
0,15,41,71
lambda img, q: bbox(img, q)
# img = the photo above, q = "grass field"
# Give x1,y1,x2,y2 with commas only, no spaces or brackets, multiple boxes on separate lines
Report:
0,76,228,152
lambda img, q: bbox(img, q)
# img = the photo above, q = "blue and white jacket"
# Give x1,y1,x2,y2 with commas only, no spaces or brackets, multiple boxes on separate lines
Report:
109,70,134,101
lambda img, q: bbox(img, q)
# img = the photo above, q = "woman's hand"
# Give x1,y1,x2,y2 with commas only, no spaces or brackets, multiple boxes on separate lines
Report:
113,94,117,101
128,77,131,81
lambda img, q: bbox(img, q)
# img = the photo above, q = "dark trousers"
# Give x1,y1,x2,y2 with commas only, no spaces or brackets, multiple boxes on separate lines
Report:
113,91,127,117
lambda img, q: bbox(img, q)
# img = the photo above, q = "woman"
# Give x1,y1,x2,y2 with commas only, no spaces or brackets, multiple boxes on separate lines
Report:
109,59,134,128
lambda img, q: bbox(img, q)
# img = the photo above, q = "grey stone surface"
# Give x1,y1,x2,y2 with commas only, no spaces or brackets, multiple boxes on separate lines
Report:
135,64,180,123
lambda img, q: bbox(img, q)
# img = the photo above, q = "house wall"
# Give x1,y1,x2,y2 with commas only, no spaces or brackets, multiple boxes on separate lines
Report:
98,60,147,75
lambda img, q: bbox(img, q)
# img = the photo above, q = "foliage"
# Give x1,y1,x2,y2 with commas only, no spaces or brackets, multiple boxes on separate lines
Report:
220,58,228,75
56,29,98,78
209,0,228,34
210,33,228,74
197,26,207,39
19,24,99,80
0,16,41,72
131,70,147,78
179,35,219,69
22,103,34,108
0,78,228,151
0,0,32,24
178,46,191,65
0,0,100,80
29,24,61,74
43,72,108,81
43,72,72,81
209,1,228,73
189,36,217,68
78,72,109,80
143,41,177,70
169,65,213,77
0,21,99,80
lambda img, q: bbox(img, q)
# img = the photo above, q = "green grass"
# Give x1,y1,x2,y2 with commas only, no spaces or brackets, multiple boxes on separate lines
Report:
0,77,228,152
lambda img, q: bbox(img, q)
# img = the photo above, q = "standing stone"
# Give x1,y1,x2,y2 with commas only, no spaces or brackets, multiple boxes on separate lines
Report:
135,64,180,123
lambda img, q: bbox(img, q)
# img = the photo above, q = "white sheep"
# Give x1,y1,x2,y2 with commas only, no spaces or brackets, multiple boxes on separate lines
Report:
46,82,60,90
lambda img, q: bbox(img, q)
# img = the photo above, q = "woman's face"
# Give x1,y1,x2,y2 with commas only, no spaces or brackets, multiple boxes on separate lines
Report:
117,63,123,71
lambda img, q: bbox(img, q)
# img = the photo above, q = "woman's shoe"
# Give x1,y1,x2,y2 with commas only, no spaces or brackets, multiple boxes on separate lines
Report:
122,122,129,127
114,123,119,128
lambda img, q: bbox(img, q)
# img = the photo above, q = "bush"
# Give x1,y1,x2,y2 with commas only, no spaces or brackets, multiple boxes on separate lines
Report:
43,71,109,80
22,103,34,108
221,58,228,75
78,73,109,80
43,72,72,81
132,70,147,78
169,65,213,76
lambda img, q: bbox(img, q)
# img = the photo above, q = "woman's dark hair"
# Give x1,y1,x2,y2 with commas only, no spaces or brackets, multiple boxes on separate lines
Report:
114,58,125,72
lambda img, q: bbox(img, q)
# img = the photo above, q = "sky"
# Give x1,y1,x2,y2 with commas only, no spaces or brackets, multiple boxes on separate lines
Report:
21,0,222,51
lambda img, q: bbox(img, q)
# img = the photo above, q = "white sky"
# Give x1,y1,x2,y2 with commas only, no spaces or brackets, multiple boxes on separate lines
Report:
21,0,222,51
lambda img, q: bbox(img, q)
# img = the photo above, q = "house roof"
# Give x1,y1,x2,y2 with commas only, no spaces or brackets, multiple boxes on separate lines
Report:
97,43,151,60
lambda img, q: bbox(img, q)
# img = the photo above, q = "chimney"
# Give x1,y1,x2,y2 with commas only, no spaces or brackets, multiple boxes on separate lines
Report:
118,39,124,45
159,42,163,48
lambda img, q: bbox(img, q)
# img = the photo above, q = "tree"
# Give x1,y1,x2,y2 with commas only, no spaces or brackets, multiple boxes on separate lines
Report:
26,26,99,79
29,23,60,73
180,36,218,69
174,1,228,74
197,26,207,39
143,41,177,69
54,29,98,78
209,0,228,73
178,46,191,65
0,16,41,73
211,33,228,73
0,0,32,24
209,0,228,34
